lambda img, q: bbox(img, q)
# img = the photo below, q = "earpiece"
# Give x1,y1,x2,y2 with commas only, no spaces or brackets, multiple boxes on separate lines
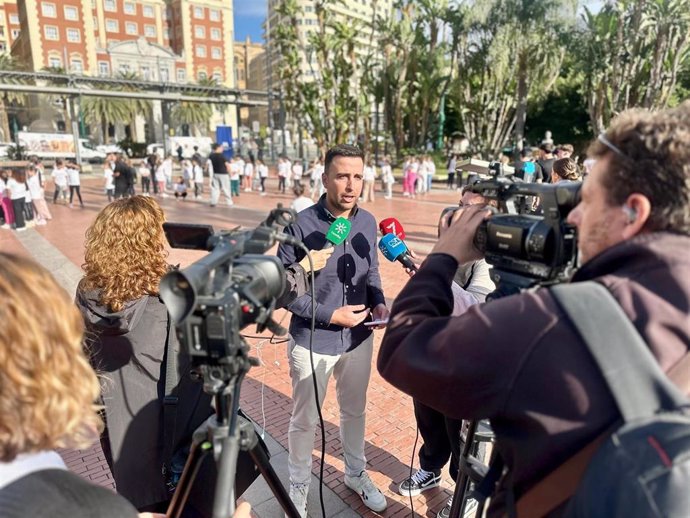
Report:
623,205,638,224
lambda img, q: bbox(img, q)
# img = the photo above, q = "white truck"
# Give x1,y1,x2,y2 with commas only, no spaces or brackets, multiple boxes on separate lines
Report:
17,132,107,163
147,136,213,160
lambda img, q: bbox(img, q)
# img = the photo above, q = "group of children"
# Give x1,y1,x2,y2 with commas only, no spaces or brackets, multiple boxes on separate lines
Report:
401,155,437,198
0,164,53,232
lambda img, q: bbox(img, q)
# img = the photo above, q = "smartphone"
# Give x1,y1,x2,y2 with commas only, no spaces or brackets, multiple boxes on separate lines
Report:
364,319,389,327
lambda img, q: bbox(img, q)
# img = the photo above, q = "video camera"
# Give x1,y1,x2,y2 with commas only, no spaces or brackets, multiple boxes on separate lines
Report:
451,160,581,297
159,206,298,372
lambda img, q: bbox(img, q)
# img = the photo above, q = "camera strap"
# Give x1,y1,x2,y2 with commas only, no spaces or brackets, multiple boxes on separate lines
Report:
507,282,690,518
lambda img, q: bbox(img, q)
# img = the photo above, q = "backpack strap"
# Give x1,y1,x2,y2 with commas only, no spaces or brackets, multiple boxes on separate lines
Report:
507,281,690,518
161,307,179,478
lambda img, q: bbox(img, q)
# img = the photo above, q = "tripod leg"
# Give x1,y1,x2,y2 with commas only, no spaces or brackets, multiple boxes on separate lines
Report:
167,439,213,518
239,418,302,518
448,420,479,518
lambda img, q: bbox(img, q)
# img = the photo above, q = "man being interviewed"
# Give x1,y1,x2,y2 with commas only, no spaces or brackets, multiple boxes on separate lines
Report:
277,144,389,517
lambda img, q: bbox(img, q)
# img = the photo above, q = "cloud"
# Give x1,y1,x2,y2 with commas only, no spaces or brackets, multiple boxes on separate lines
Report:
234,0,267,18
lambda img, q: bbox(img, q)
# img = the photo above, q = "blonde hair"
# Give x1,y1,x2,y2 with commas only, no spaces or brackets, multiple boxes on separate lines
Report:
81,196,169,312
0,253,102,462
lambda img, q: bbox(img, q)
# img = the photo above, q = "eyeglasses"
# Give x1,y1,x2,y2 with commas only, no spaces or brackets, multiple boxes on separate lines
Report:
597,134,627,159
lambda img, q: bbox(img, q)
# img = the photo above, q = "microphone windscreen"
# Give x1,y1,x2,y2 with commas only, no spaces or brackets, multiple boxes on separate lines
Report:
378,233,408,262
379,217,406,240
326,217,351,246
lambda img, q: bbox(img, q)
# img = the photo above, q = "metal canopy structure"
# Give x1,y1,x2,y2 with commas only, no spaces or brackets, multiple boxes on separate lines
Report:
0,70,269,106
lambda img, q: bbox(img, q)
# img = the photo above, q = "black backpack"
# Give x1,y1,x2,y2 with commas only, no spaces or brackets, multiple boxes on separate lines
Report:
515,282,690,518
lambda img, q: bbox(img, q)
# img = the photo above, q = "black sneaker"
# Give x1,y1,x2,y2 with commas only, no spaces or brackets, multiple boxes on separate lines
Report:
437,496,479,518
398,468,442,496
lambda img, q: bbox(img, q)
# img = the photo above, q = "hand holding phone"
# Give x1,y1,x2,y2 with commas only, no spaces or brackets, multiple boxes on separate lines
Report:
364,319,389,327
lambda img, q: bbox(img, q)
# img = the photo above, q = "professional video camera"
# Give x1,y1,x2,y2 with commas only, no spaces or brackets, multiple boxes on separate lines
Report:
159,206,303,518
452,160,581,297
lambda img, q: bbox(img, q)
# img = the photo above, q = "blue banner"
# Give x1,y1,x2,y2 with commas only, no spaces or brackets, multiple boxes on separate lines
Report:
215,126,234,160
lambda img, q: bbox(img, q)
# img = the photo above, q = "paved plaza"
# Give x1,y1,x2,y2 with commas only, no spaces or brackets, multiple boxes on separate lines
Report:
1,172,467,518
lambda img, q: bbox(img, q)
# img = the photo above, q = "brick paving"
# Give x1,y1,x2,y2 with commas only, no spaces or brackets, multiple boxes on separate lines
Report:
2,171,466,517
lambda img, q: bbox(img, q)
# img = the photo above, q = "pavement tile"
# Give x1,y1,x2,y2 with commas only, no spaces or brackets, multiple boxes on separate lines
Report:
6,171,467,517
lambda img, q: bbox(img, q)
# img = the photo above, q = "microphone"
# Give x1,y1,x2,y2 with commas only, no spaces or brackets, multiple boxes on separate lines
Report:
379,217,406,240
379,233,417,272
325,217,351,248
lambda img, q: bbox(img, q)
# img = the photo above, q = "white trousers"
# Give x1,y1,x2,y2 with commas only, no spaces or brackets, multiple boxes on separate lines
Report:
287,336,373,485
210,175,233,205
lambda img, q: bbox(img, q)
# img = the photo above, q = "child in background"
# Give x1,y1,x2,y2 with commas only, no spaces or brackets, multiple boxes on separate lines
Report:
51,159,69,204
67,161,84,208
174,176,188,200
257,159,269,196
0,171,15,229
27,165,51,225
138,161,151,196
381,157,394,199
6,169,28,231
193,160,204,199
104,165,115,202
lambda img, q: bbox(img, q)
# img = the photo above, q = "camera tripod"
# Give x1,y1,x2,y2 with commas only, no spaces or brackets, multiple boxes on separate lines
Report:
166,363,301,518
447,420,496,518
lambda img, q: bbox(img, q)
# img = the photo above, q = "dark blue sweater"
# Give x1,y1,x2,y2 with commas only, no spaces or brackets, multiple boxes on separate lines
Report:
276,196,386,355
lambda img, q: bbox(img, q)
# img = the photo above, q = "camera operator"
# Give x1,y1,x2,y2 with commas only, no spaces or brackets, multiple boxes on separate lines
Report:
378,102,690,517
397,186,495,518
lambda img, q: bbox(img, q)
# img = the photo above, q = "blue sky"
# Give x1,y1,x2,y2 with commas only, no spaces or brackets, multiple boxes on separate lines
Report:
234,0,267,43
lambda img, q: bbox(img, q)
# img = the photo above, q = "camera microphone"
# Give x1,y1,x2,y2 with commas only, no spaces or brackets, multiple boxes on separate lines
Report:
379,233,418,272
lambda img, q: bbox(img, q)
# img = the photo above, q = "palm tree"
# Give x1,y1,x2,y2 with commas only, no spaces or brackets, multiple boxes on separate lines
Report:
170,77,216,136
117,71,152,142
81,93,130,144
0,55,28,142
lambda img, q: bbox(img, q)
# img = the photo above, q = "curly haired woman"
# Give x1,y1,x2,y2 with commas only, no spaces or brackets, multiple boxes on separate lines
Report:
76,196,212,513
0,253,139,517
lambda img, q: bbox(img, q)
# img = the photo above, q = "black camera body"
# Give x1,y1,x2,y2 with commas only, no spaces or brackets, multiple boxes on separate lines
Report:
160,207,297,371
450,163,581,296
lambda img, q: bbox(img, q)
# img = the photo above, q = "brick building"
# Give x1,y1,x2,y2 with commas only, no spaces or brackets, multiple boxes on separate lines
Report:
5,0,237,142
233,35,267,128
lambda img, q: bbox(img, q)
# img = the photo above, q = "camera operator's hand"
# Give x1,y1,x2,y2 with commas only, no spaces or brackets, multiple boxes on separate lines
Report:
298,248,334,272
330,304,370,327
432,205,492,265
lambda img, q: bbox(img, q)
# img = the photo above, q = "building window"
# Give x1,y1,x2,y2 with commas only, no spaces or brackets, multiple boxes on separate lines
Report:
210,28,221,40
144,25,156,37
67,28,81,42
71,58,83,74
98,61,110,76
209,9,220,21
163,27,170,40
119,63,130,74
177,68,186,82
123,1,135,15
105,19,118,32
0,43,6,52
143,4,154,18
41,2,57,18
211,47,221,59
194,26,205,38
195,45,206,57
104,0,116,12
44,25,59,41
193,6,204,19
64,5,79,20
141,65,151,80
11,29,20,39
9,14,19,24
125,22,138,35
212,71,222,82
198,71,207,80
160,67,169,81
48,56,61,68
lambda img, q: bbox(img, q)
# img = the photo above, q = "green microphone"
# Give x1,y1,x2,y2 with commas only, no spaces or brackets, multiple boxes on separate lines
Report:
325,217,351,247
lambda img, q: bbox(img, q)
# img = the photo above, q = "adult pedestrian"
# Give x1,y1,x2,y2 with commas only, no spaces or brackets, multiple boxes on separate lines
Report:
209,143,233,207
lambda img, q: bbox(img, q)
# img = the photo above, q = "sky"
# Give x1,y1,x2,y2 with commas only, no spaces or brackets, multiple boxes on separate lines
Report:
232,0,605,45
234,0,267,43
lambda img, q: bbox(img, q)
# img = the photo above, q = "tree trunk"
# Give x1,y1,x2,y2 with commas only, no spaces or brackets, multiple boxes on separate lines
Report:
0,101,10,142
513,52,528,158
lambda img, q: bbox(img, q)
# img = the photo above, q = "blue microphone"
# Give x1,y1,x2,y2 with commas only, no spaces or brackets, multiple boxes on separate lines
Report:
379,233,417,272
